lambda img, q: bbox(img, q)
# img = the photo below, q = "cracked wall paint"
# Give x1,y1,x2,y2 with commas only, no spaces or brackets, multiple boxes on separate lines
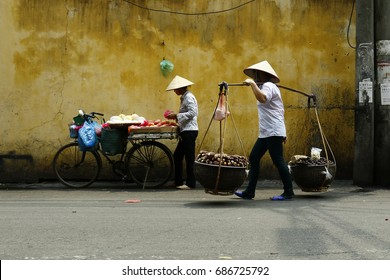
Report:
0,0,355,182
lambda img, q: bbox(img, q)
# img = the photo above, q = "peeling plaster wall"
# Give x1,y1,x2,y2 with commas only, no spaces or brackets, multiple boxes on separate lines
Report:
0,0,355,182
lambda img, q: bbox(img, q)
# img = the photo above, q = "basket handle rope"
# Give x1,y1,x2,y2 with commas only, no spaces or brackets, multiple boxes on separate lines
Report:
215,95,227,192
313,106,336,167
313,105,337,188
197,84,248,193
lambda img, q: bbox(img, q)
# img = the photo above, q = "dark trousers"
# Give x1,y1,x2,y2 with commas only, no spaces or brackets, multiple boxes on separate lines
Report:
244,136,293,197
174,130,198,188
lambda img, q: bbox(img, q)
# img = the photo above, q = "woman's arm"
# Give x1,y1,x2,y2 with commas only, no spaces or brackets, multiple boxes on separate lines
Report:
244,78,267,103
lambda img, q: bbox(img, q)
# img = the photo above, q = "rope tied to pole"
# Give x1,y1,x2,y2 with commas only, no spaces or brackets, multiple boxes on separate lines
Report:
197,82,248,194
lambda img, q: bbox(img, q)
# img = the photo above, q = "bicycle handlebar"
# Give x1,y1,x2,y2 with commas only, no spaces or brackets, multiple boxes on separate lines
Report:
79,110,105,120
91,112,104,116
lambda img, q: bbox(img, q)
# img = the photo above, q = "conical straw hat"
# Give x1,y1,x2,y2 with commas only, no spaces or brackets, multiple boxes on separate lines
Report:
166,75,194,91
243,60,280,83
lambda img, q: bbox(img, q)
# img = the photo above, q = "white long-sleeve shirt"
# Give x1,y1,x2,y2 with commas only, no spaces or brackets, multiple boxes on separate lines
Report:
177,90,198,132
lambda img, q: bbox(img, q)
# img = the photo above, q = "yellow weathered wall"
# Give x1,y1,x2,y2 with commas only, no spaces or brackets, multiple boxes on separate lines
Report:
0,0,355,182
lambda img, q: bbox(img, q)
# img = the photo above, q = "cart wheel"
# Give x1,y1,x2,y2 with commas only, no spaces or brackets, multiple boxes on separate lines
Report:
53,142,101,188
125,141,173,188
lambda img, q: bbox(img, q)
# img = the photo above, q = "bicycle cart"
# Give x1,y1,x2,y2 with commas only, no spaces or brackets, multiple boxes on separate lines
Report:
52,111,178,189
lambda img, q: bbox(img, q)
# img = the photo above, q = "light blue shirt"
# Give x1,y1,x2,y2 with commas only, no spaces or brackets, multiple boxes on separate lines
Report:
177,90,198,132
257,82,286,138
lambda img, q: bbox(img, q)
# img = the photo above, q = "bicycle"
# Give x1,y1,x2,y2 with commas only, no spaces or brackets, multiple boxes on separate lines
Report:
53,111,176,188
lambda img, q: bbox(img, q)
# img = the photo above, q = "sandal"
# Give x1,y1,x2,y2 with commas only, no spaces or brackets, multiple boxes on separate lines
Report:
270,195,293,201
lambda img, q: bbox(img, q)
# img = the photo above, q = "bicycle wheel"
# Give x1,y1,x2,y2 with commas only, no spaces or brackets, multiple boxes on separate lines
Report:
125,141,174,188
53,142,101,188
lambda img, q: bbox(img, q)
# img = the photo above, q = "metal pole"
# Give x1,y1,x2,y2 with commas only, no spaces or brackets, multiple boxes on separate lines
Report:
354,0,375,186
374,0,390,186
220,82,317,107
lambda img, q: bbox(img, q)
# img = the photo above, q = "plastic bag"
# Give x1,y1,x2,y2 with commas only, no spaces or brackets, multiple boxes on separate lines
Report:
160,59,174,77
78,120,97,151
93,121,102,136
213,94,227,121
321,166,333,180
311,147,322,160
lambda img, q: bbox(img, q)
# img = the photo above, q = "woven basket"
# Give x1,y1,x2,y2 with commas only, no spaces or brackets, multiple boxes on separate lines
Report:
100,128,128,155
194,161,247,195
289,163,336,192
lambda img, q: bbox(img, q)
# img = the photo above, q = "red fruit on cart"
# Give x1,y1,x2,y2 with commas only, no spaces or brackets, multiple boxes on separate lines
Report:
157,120,169,126
163,110,173,118
140,120,149,126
